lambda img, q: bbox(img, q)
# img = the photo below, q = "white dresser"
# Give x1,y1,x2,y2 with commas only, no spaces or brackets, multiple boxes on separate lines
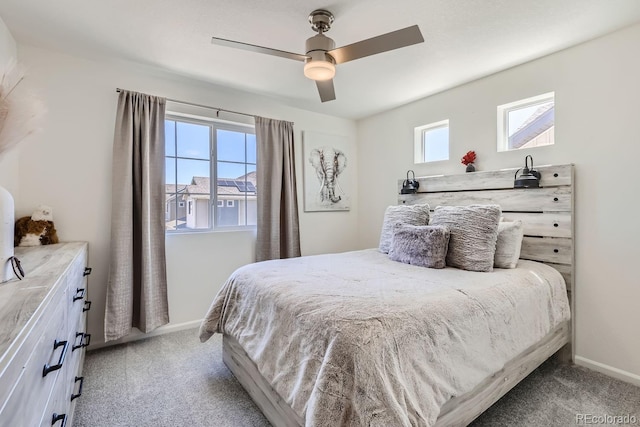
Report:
0,242,91,427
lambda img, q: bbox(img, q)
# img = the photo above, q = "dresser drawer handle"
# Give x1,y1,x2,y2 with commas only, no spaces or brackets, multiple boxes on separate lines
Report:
83,300,92,312
71,376,84,401
43,340,69,377
71,332,91,351
73,288,86,302
83,267,92,277
52,413,67,426
72,332,91,351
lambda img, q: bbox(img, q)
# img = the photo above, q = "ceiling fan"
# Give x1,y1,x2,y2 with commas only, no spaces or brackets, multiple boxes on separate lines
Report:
211,10,424,102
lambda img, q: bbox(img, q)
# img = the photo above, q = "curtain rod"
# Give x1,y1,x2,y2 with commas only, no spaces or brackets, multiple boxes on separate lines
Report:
115,88,268,121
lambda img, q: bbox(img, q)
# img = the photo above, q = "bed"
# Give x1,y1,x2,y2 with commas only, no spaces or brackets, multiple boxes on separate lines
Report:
199,164,575,426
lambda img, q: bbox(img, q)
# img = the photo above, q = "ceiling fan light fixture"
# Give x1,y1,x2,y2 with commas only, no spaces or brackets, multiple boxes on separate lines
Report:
211,9,424,101
304,59,336,81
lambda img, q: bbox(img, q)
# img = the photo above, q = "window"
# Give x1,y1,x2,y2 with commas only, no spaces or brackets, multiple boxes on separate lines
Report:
497,92,554,152
165,115,257,231
414,120,449,163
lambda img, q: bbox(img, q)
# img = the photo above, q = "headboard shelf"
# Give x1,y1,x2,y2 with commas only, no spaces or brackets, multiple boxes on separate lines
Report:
397,163,575,359
396,164,573,194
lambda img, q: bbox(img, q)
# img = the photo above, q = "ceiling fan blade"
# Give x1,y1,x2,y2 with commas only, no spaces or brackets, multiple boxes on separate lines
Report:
316,79,336,102
327,25,424,64
211,36,309,62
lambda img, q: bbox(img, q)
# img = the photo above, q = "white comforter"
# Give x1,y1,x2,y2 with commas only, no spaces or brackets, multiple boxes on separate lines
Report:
199,249,570,426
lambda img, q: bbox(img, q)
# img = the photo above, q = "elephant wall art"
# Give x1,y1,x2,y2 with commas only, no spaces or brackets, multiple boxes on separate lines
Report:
303,136,350,211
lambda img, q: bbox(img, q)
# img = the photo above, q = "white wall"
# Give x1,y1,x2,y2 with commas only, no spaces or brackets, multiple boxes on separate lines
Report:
13,44,357,347
0,15,19,196
357,24,640,383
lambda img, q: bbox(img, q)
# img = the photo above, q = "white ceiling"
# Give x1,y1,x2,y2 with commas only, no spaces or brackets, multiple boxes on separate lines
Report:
2,0,640,119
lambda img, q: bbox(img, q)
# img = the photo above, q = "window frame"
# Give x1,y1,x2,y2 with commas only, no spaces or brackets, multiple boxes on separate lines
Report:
165,113,256,233
497,92,555,152
413,119,450,164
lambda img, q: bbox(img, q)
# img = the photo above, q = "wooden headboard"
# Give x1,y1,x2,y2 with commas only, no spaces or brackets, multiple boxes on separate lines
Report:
397,163,575,358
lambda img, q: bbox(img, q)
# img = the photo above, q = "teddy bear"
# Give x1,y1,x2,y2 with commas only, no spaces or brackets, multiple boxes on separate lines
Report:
14,205,59,247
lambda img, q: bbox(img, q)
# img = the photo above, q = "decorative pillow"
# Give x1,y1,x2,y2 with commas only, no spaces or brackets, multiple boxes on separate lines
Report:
378,204,430,253
494,220,524,269
429,205,501,272
388,224,450,268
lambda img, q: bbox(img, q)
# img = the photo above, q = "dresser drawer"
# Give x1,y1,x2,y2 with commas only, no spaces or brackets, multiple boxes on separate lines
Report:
67,247,89,333
40,366,71,427
0,285,64,406
70,313,89,357
0,264,69,405
65,310,89,392
0,294,67,427
65,349,86,427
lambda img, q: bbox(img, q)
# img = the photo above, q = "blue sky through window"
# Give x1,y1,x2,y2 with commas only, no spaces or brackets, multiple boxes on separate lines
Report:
176,122,209,159
165,120,256,185
424,126,449,162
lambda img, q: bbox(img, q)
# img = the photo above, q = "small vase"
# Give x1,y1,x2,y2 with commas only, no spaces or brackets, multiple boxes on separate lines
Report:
465,163,475,173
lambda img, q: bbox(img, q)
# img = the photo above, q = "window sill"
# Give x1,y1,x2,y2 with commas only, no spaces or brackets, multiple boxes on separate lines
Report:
166,226,256,236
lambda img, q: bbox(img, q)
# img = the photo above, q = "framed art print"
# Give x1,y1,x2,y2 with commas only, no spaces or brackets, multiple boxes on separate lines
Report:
302,131,351,212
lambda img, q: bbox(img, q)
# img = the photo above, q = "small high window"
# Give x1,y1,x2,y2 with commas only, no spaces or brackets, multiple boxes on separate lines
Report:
414,120,449,163
497,92,554,152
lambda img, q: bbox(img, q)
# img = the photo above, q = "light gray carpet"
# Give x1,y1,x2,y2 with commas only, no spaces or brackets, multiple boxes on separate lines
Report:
74,329,270,427
74,328,640,427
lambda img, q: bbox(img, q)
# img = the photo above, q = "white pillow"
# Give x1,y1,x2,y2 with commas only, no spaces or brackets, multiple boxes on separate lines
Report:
378,204,430,253
494,220,524,269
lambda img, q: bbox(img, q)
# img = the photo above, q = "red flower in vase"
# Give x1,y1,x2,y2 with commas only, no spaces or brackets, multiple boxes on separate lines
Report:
461,151,476,166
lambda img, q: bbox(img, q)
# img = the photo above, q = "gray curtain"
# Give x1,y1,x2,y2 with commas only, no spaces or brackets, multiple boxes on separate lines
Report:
255,116,301,261
105,90,169,342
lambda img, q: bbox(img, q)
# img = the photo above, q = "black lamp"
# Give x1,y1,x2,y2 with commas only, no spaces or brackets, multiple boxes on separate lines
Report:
514,155,541,188
401,170,419,194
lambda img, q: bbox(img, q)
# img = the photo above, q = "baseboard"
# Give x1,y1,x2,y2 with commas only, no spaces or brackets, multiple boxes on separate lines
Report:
574,356,640,387
88,319,203,351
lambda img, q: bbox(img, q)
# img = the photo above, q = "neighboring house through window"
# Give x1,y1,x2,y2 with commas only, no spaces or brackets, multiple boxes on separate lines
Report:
497,92,555,151
165,115,257,231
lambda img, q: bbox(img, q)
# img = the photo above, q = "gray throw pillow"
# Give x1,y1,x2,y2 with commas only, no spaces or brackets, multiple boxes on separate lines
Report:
388,224,450,268
378,204,430,253
430,205,502,272
494,220,524,269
